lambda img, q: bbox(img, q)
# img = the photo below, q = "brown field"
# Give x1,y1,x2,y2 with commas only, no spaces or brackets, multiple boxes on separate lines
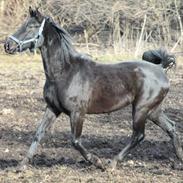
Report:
0,54,182,183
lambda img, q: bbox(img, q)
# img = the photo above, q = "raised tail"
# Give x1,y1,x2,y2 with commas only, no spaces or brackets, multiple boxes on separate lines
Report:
142,48,176,69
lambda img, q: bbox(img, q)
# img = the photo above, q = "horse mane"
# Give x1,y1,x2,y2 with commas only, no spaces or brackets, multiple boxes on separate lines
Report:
44,17,95,65
48,18,78,64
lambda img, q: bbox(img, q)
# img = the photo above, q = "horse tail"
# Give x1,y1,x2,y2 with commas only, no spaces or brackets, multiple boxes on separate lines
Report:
142,48,176,69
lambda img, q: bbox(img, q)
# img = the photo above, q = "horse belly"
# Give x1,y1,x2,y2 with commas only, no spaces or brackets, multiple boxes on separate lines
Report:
87,93,132,114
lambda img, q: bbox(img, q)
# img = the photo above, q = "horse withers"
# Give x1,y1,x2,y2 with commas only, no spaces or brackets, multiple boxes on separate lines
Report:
4,7,183,171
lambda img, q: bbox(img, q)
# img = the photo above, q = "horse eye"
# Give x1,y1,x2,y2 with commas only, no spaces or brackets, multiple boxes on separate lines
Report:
28,25,35,29
28,24,40,29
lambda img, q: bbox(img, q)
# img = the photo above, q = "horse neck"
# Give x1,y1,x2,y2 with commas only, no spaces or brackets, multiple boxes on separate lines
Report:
40,25,74,81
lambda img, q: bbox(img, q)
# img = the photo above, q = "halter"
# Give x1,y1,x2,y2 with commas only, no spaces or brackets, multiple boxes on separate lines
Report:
8,18,46,52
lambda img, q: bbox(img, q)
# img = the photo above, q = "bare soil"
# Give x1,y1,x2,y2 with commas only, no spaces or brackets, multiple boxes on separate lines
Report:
0,55,182,183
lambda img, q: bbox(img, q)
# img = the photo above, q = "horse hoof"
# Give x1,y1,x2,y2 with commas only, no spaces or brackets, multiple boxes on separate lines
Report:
14,158,30,172
94,159,105,171
105,159,117,172
90,155,105,171
15,164,28,172
172,162,183,170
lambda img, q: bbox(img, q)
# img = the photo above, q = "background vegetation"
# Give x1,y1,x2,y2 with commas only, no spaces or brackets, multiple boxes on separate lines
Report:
0,0,183,58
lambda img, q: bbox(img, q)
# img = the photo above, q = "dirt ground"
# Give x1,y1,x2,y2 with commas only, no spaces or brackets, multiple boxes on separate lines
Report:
0,54,182,183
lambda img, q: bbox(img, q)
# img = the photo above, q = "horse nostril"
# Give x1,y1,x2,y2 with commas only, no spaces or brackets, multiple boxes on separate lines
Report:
6,43,10,50
4,42,9,51
5,40,17,52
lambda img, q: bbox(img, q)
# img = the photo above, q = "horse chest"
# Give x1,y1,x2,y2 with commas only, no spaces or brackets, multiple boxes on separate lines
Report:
61,73,91,111
43,81,62,114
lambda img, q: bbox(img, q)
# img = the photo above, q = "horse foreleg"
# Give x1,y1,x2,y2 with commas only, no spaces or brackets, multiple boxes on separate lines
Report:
70,111,104,170
149,109,183,163
19,107,57,170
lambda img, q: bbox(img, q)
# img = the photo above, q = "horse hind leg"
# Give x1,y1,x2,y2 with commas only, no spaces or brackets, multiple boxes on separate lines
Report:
108,105,147,170
149,108,183,163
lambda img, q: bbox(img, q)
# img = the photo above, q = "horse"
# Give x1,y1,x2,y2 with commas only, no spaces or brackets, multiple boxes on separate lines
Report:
4,7,183,170
142,48,176,70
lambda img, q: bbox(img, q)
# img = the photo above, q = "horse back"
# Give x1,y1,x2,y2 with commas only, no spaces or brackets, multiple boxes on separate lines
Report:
86,61,169,114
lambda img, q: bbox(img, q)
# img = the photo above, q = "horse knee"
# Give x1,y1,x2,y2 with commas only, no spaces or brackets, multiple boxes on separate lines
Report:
131,130,145,147
167,121,177,138
71,138,81,150
132,118,146,143
138,133,145,143
169,120,176,130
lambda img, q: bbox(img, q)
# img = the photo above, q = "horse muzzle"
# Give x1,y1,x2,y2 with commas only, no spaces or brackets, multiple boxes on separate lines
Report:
4,38,18,54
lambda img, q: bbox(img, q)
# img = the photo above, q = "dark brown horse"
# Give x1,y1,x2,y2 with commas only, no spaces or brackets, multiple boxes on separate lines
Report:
4,7,183,170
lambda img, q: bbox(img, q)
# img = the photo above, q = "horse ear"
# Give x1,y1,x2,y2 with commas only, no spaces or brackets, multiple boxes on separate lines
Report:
29,6,34,17
35,8,43,22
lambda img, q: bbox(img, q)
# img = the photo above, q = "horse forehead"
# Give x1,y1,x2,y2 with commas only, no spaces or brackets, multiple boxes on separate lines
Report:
22,17,34,27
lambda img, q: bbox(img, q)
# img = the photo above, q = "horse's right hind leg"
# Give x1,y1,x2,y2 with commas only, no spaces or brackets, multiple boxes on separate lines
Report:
149,109,183,163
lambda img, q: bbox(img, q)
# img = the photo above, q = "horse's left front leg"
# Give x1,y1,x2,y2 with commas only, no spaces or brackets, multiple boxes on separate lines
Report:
70,111,104,170
18,107,57,170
